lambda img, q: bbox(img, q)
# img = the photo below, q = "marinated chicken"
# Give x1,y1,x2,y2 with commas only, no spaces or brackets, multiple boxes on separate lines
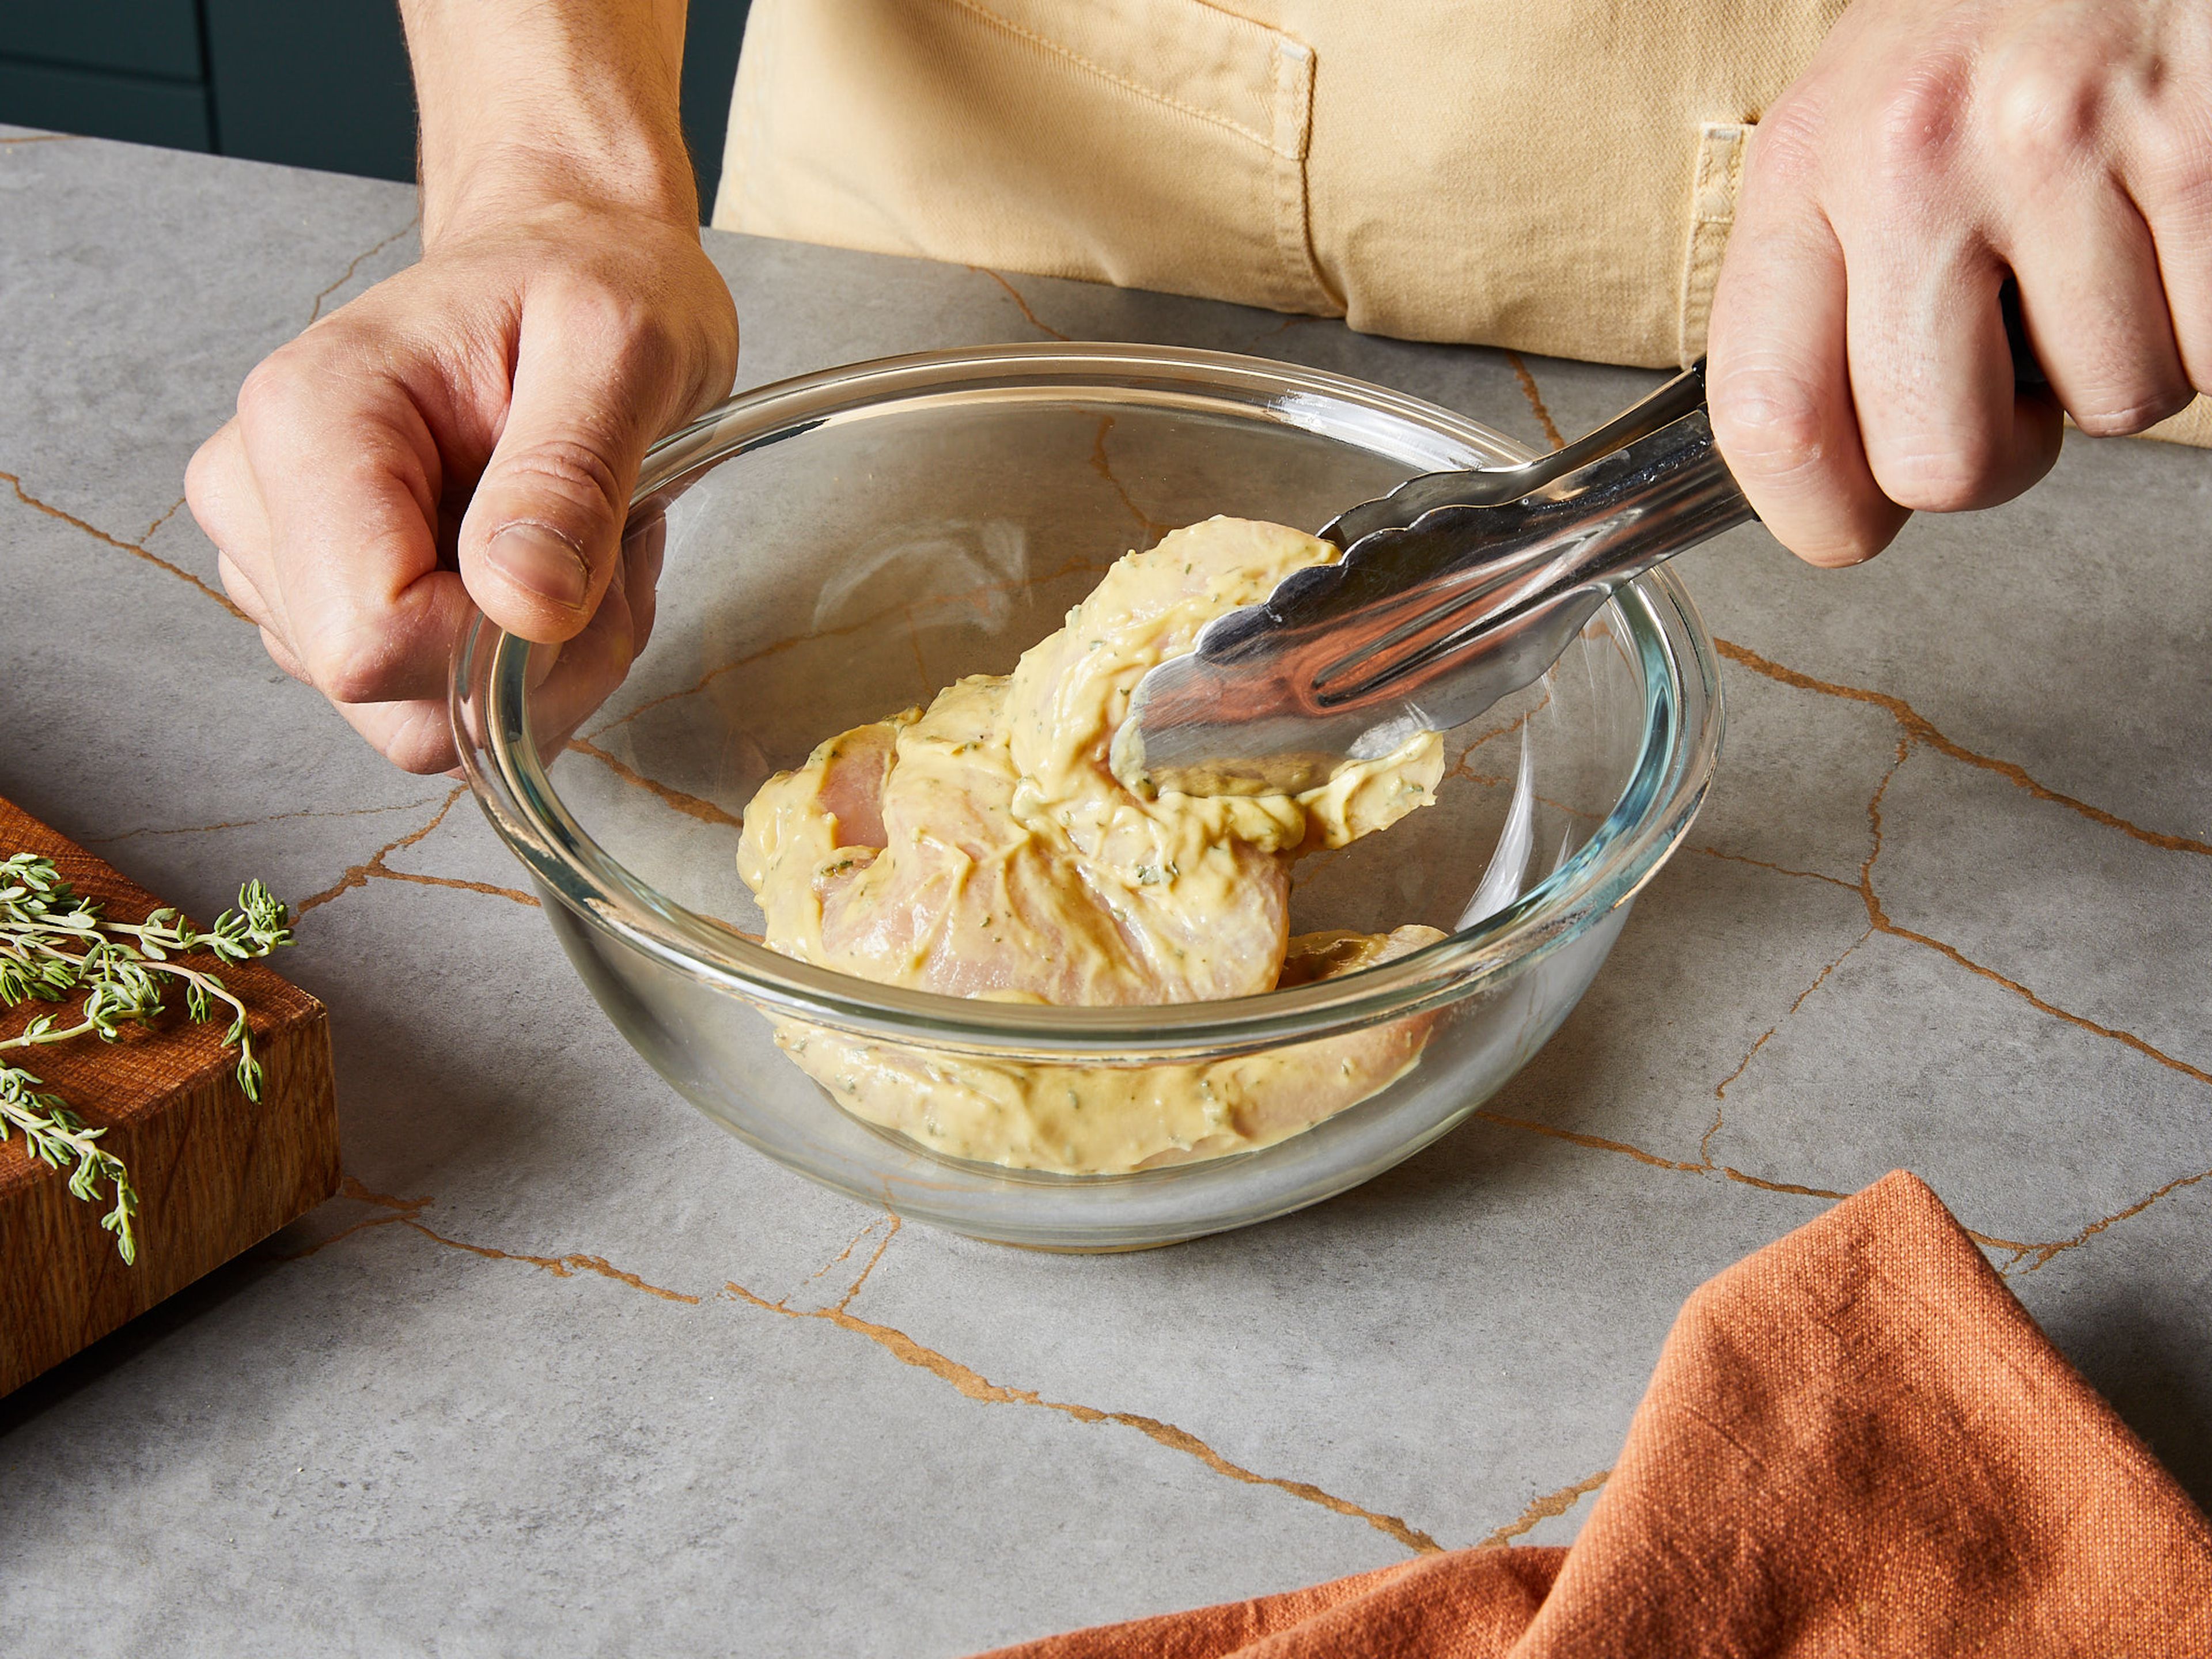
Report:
738,516,1448,1171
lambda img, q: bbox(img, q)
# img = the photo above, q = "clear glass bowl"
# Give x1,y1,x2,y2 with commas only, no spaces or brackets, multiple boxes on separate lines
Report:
452,344,1721,1248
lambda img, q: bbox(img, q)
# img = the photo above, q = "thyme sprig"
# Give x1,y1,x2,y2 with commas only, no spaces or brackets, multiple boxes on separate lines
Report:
0,1067,137,1260
0,853,294,1264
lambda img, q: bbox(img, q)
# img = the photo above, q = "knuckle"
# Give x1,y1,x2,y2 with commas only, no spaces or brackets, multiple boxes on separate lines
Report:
2069,385,2195,435
500,436,627,522
310,626,408,708
1870,442,1998,514
183,438,225,509
1986,55,2103,172
1867,56,1973,174
2129,139,2212,284
2131,113,2212,209
235,341,342,433
1743,100,1825,195
233,353,300,426
384,713,459,775
543,275,676,360
534,271,703,395
1711,368,1830,480
236,318,392,427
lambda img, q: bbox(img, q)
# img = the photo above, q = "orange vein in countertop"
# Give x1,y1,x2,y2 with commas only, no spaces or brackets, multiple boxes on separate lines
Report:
722,1276,1445,1555
1471,1111,1706,1173
1472,1105,2049,1254
142,494,188,543
1243,312,1316,351
266,1175,432,1260
409,1219,702,1302
1885,914,2212,1087
276,1181,700,1305
286,785,536,912
837,1214,902,1310
1715,637,2212,858
1091,414,1171,540
974,267,1072,340
797,1215,885,1293
2017,1162,2212,1270
1503,351,1566,452
787,1212,902,1310
293,1192,1432,1546
88,795,445,846
294,786,464,915
372,867,540,907
1478,1467,1611,1548
308,216,418,325
1850,737,2212,1090
1710,927,1874,1108
1695,845,1860,892
566,736,746,828
2,467,247,620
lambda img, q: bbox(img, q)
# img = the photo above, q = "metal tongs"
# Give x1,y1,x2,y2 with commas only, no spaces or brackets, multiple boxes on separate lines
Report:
1111,360,1752,797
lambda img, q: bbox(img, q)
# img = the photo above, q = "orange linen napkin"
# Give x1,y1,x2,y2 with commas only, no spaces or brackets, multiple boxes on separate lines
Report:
980,1172,2212,1658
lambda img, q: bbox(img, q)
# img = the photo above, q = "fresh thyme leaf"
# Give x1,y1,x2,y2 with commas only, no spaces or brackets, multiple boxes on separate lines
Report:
0,1065,138,1263
0,854,294,1262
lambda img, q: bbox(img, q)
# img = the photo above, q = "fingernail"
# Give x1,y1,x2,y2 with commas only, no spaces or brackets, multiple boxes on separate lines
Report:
487,524,590,611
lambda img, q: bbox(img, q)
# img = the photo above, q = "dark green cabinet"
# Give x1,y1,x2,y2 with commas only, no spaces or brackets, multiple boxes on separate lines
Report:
0,1,210,149
3,0,202,79
202,0,419,181
1,0,748,210
0,55,209,149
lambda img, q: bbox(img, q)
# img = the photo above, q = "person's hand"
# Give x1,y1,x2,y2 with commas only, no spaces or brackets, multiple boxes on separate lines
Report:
188,176,738,772
1707,0,2210,565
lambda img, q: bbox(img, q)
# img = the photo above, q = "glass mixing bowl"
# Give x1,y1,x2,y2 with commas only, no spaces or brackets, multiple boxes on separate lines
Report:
452,344,1721,1248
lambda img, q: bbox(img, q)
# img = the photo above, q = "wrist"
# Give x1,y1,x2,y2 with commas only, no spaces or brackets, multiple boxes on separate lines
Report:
402,0,696,244
426,141,699,247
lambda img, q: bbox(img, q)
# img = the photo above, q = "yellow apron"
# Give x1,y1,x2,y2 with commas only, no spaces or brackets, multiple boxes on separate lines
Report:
714,0,2211,443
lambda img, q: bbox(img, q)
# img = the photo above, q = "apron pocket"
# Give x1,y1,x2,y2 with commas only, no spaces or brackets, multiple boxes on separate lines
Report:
721,0,1339,317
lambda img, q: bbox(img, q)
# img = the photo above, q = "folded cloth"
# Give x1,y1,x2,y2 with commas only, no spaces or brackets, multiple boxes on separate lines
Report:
978,1171,2212,1658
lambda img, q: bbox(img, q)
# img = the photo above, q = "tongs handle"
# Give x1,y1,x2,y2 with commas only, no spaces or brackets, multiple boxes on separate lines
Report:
1319,360,1721,548
1294,300,2051,715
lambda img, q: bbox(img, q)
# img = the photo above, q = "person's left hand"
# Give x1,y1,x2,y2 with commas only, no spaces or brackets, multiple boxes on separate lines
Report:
187,181,737,772
1707,0,2210,566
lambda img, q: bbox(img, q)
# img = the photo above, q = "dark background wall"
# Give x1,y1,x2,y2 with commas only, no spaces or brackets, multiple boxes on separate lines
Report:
0,0,750,211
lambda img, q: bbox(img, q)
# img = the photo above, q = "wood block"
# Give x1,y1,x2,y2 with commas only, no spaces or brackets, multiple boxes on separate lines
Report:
0,796,338,1395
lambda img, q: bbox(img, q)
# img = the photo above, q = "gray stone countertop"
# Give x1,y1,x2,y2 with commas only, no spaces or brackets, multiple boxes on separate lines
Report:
3,130,2209,1656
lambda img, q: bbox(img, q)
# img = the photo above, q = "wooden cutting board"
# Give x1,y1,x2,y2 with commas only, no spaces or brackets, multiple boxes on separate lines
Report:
0,796,339,1395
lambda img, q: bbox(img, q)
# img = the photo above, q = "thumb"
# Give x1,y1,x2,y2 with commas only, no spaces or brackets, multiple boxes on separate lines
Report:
460,308,666,644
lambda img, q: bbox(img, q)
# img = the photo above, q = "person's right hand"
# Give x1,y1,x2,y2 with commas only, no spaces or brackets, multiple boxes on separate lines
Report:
188,171,739,772
1707,0,2210,568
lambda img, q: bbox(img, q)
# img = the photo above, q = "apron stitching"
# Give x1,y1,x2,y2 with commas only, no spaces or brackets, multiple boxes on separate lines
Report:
1267,35,1339,315
934,0,1283,153
1677,122,1751,368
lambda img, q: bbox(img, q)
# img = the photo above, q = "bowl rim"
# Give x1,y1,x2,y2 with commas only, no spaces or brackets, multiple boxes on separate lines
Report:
452,342,1722,1061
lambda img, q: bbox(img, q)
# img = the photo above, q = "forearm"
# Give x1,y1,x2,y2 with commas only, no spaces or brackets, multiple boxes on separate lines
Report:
399,0,695,242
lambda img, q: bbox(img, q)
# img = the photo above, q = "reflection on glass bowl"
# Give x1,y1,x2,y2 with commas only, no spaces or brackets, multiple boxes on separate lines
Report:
452,344,1722,1249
